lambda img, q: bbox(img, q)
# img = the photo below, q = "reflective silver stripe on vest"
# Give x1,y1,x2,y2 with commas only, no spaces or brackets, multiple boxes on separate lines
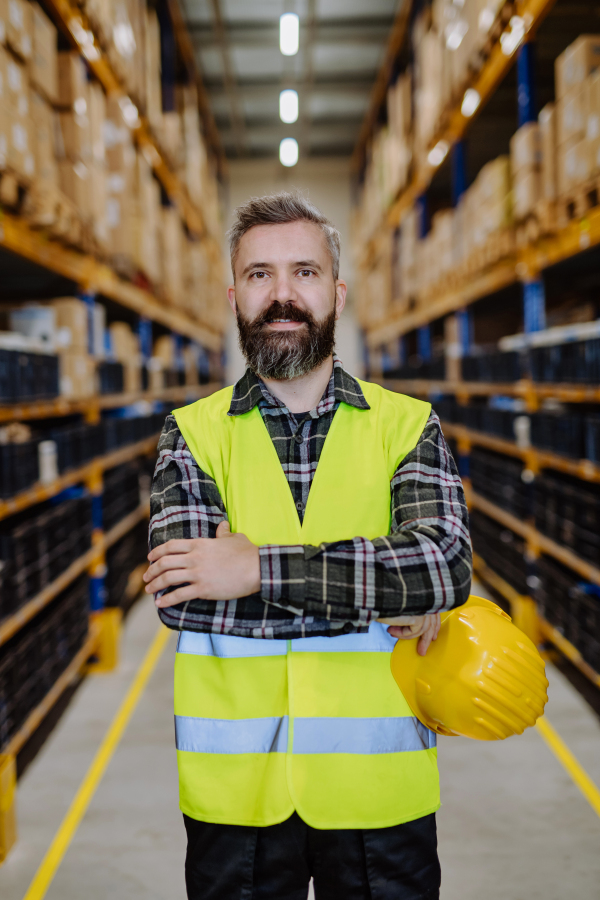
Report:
175,715,435,754
175,715,289,754
176,621,396,658
293,716,436,753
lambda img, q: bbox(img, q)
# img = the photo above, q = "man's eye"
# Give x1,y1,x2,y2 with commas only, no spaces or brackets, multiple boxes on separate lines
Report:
251,271,267,279
299,269,314,277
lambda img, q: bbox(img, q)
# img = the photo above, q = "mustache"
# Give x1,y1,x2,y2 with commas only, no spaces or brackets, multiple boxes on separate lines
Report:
254,301,315,328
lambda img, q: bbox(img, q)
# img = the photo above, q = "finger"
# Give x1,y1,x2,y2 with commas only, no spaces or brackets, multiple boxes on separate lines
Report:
145,569,195,594
433,613,441,641
143,555,191,583
216,521,231,538
417,620,436,657
154,584,204,608
148,540,196,562
387,625,419,640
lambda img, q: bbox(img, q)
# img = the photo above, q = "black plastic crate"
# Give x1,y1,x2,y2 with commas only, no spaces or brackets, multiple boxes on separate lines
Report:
530,410,586,459
535,555,600,669
534,471,600,565
586,415,600,463
0,496,93,620
529,338,600,384
98,361,124,395
0,575,89,748
102,461,142,531
470,448,530,519
461,351,522,383
470,509,529,595
105,521,148,609
0,348,59,402
0,440,40,498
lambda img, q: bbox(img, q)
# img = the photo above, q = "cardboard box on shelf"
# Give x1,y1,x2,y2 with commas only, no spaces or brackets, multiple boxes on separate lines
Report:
513,168,541,221
123,361,141,393
510,122,541,175
6,0,32,61
555,35,600,101
89,160,107,248
588,69,600,176
109,321,136,363
9,304,57,347
153,334,174,368
57,51,88,110
147,356,165,391
557,137,590,196
6,52,26,117
50,297,89,351
161,206,184,305
58,350,96,398
31,90,57,188
58,160,91,215
57,105,92,161
30,3,57,104
557,86,586,146
104,95,132,171
539,103,557,201
89,82,106,164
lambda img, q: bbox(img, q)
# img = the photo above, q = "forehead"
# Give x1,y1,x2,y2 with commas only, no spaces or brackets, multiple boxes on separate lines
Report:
236,220,329,266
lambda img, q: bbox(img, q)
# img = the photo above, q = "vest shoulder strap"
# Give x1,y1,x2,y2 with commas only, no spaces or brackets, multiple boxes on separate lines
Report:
356,380,431,474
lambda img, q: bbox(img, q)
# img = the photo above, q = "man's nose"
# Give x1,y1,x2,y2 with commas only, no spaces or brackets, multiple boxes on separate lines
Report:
269,273,297,302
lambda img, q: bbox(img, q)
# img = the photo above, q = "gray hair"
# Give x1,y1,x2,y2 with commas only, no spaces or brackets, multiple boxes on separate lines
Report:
227,191,341,281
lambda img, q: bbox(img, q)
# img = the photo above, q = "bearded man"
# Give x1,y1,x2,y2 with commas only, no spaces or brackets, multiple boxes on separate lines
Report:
144,191,472,900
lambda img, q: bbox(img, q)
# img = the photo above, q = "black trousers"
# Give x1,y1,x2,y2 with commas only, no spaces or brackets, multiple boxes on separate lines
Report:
183,811,441,900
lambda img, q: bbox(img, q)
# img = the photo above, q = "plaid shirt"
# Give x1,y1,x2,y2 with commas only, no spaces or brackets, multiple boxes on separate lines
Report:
150,356,472,638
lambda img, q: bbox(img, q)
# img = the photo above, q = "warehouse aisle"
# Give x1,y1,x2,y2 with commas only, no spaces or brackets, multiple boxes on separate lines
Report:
1,587,599,900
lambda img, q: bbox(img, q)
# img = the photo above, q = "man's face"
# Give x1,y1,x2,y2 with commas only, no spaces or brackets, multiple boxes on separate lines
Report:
228,220,346,380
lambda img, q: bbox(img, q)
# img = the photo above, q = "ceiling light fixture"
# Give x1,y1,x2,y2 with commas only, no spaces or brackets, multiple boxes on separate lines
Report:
461,88,481,117
280,137,299,167
280,13,299,56
279,89,299,124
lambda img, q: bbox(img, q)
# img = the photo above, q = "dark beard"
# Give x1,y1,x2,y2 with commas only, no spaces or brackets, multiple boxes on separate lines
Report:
236,300,336,380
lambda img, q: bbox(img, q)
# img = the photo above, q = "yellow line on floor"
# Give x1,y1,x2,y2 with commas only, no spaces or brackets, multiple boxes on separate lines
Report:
22,624,173,900
536,716,600,818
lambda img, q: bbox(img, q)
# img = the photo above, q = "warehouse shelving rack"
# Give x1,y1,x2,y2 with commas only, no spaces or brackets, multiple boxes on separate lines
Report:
356,0,557,271
0,0,227,855
353,0,600,688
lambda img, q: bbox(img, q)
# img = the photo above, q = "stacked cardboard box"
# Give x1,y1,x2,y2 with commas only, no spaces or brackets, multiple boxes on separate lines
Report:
104,94,136,265
109,321,141,393
4,43,34,180
538,103,557,204
56,51,92,216
51,298,96,398
555,36,600,196
510,123,542,220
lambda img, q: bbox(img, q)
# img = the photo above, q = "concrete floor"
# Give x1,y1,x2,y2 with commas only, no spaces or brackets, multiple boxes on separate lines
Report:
1,583,600,900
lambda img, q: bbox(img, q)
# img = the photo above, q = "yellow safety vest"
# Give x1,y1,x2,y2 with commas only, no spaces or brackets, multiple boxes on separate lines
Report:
173,378,440,829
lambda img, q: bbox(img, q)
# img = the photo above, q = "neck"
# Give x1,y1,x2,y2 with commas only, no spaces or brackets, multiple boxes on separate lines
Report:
260,356,334,413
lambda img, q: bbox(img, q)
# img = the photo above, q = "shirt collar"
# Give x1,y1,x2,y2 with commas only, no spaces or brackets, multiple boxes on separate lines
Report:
228,354,370,417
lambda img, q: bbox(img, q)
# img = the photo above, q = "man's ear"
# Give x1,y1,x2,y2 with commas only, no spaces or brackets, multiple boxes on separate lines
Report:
334,280,347,320
227,285,236,315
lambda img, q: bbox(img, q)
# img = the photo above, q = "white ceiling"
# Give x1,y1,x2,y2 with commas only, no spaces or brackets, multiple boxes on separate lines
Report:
182,0,401,158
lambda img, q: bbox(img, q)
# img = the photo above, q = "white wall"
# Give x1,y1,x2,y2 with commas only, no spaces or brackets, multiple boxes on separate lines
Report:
222,157,363,385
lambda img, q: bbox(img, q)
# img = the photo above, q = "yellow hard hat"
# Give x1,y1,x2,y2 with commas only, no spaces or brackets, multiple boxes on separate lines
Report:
390,595,549,740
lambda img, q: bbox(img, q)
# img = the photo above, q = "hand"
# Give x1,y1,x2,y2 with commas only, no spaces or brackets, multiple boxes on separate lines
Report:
144,521,261,608
386,613,441,657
